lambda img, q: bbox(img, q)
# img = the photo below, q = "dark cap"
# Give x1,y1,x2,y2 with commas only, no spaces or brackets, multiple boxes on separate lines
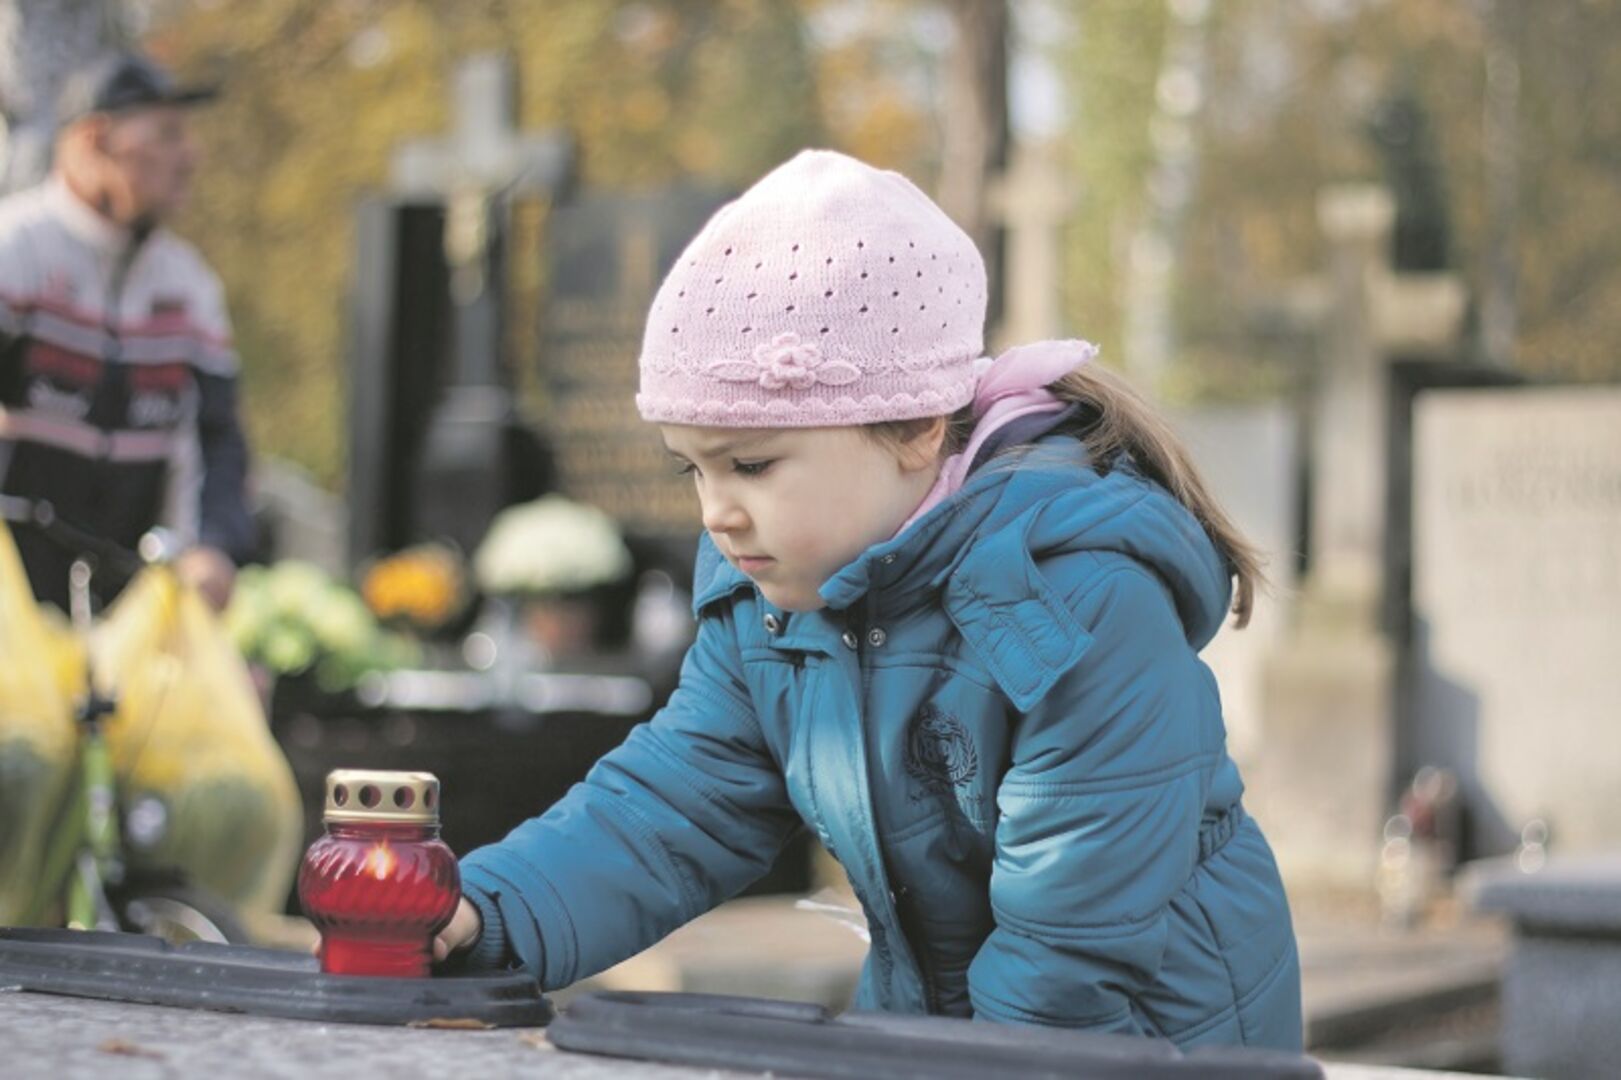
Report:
57,50,219,124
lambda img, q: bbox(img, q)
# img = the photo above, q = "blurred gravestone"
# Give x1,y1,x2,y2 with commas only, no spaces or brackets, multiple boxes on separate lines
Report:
1248,184,1468,889
1411,387,1621,854
1165,404,1299,764
253,459,347,577
347,53,571,566
1466,853,1621,1079
539,189,731,554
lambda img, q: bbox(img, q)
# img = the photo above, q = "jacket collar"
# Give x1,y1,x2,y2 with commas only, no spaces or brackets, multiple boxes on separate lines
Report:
44,174,136,255
690,433,1233,681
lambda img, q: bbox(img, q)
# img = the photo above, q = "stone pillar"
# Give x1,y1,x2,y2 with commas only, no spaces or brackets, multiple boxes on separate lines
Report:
1247,186,1399,892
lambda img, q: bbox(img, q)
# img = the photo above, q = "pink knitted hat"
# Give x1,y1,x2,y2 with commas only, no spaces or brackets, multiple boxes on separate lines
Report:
636,149,987,427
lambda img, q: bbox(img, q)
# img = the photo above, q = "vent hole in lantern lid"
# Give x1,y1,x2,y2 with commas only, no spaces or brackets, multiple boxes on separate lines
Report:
333,784,349,806
394,786,415,809
359,785,382,808
424,787,437,809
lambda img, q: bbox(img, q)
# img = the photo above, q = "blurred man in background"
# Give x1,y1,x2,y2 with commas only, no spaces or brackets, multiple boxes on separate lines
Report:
0,50,252,612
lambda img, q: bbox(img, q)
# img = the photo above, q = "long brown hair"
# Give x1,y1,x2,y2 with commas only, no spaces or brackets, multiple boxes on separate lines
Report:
867,363,1265,629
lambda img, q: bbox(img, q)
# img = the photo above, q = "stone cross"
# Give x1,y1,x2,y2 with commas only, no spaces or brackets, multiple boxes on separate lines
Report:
1310,184,1466,612
390,51,571,386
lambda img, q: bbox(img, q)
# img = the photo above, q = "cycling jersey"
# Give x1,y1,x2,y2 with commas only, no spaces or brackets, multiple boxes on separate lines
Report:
0,176,253,608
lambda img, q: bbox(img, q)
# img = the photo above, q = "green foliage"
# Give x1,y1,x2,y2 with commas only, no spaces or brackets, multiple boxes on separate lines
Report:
226,560,417,691
1062,0,1621,394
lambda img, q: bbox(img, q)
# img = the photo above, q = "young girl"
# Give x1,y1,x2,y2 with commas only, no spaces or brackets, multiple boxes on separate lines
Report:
442,150,1302,1050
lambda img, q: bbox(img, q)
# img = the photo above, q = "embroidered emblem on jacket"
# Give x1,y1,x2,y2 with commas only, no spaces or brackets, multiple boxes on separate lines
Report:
904,704,979,798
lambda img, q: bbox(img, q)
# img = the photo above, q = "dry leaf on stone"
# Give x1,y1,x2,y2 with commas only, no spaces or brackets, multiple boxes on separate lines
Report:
97,1038,164,1059
406,1017,495,1030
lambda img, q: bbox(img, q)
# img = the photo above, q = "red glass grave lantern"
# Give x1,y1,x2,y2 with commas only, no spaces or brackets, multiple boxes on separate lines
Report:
298,769,460,978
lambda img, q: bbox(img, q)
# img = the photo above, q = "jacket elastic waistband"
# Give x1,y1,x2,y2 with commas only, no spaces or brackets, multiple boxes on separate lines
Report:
1198,803,1245,862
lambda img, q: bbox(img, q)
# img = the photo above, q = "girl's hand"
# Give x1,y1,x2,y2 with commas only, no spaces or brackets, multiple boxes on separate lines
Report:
433,897,483,963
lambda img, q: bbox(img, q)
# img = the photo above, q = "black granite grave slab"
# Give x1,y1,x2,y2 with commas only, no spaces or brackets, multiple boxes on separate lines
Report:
0,927,552,1027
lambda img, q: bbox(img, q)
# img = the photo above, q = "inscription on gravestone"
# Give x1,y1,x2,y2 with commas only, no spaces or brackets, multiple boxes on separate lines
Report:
540,190,731,535
1411,387,1621,852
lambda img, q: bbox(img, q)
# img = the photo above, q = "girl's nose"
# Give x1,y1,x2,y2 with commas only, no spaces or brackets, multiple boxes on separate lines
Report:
701,492,749,535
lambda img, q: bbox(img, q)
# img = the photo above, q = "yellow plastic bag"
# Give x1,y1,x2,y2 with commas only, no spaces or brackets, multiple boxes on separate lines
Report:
0,522,75,924
90,568,303,918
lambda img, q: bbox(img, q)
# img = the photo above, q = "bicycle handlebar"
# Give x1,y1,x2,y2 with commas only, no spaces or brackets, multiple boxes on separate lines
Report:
0,494,173,582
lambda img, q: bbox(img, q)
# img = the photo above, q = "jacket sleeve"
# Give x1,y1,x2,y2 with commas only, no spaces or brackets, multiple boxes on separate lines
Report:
187,271,254,561
192,369,255,561
458,608,799,986
968,555,1219,1030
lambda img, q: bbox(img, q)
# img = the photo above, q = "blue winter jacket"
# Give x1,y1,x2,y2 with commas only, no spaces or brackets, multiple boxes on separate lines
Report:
460,435,1303,1050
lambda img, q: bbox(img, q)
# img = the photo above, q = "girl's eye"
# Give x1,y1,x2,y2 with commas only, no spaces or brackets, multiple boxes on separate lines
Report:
733,459,774,477
672,461,697,478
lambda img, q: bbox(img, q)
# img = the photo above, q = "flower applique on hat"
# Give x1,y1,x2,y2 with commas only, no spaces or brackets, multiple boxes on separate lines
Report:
704,331,862,391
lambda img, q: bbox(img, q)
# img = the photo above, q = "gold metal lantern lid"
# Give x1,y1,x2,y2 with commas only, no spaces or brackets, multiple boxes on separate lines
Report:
323,769,441,825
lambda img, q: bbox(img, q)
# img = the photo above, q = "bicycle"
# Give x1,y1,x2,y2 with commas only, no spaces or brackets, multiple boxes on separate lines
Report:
0,494,249,945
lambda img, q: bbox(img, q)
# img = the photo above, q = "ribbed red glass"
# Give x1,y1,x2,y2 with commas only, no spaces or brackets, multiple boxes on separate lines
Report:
298,821,460,977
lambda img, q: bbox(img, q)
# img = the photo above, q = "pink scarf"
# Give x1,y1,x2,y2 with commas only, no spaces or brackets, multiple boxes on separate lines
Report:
897,339,1098,534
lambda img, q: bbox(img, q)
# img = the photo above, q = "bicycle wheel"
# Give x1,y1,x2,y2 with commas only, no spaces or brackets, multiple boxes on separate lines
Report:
116,883,249,946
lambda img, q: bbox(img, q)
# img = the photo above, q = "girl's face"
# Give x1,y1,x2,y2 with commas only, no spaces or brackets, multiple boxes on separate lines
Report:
661,424,942,611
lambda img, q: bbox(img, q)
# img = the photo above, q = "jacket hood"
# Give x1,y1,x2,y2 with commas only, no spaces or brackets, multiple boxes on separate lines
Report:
693,434,1234,652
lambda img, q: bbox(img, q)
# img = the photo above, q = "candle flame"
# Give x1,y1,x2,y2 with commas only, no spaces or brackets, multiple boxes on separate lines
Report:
364,840,397,880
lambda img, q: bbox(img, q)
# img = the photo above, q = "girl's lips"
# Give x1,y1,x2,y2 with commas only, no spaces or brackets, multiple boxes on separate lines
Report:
735,555,773,573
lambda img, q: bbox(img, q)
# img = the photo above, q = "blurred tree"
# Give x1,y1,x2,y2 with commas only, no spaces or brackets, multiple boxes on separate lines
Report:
936,0,1008,329
0,0,127,194
1061,0,1621,396
144,0,933,488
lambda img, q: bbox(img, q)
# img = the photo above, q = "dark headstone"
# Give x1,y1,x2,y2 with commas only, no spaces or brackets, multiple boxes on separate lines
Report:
346,200,450,564
539,189,731,554
344,199,553,564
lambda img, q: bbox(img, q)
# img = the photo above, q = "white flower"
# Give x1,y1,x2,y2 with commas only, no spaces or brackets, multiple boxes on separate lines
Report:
473,495,633,596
